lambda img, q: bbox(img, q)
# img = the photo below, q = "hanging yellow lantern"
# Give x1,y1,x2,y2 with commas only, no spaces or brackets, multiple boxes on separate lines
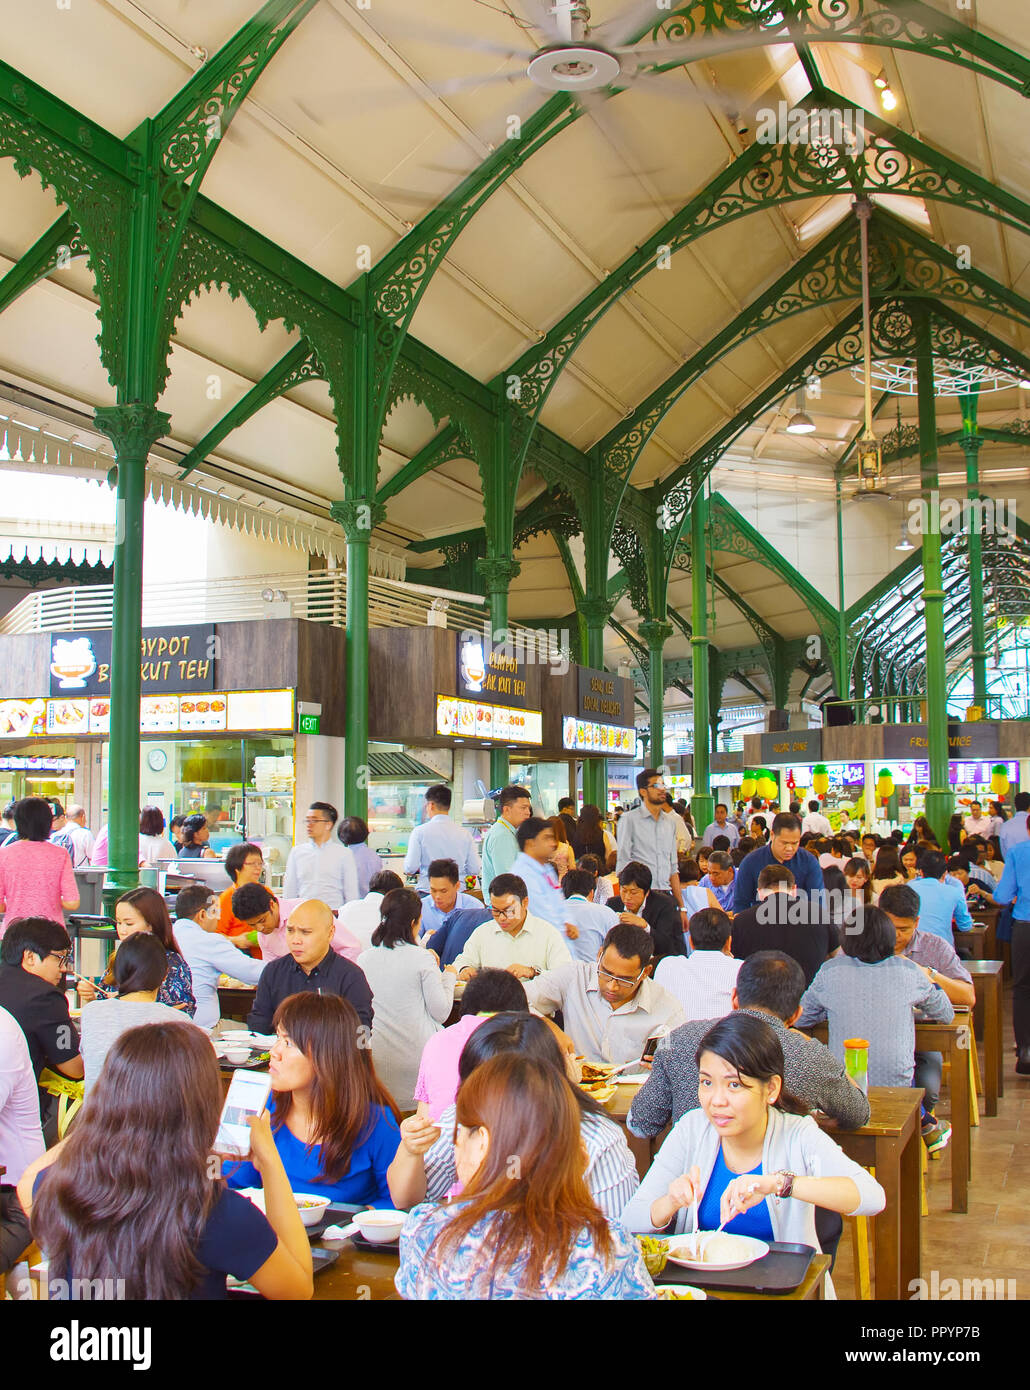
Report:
757,771,778,801
811,764,829,800
990,764,1009,798
739,770,757,800
875,767,894,804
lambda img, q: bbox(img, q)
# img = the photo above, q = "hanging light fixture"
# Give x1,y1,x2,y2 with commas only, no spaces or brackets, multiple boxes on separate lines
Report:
895,526,914,551
786,387,816,434
854,199,886,494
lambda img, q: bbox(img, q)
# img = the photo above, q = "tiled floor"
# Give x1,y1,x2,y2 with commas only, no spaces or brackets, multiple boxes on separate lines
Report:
833,983,1028,1299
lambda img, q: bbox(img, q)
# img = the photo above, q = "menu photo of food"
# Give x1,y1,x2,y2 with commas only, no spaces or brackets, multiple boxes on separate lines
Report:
562,716,576,750
88,697,110,734
0,698,47,738
140,696,179,733
475,703,494,739
46,698,90,736
436,697,458,736
180,695,227,731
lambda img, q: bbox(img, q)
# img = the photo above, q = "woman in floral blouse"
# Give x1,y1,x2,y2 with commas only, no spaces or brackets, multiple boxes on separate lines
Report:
80,886,196,1017
395,1052,653,1301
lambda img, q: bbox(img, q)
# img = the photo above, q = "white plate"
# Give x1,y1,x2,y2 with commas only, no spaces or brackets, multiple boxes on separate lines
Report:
618,1072,650,1085
654,1283,707,1301
664,1233,769,1272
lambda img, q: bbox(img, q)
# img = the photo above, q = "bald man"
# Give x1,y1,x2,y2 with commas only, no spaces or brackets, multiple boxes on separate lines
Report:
63,804,95,867
248,898,373,1034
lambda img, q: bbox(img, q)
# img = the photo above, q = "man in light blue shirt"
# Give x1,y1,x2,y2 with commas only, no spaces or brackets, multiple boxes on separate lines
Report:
561,868,618,963
512,817,577,946
909,851,973,945
480,785,532,891
173,883,265,1031
699,851,735,911
404,784,481,893
417,858,483,936
998,792,1030,856
993,837,1030,1072
616,769,686,916
701,803,740,848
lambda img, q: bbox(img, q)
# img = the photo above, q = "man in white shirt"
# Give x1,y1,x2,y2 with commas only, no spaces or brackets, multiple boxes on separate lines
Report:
616,769,687,919
701,804,740,848
654,908,741,1021
801,799,833,838
404,784,480,894
63,804,95,867
338,869,404,950
963,801,993,838
283,801,358,909
449,872,571,981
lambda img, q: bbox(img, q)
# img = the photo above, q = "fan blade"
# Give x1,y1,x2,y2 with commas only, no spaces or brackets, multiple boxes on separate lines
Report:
626,69,758,118
519,0,568,44
433,69,528,97
623,23,799,66
352,7,536,60
590,0,680,49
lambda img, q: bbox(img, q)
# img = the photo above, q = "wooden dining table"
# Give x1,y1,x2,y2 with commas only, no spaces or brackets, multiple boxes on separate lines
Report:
967,960,1004,1118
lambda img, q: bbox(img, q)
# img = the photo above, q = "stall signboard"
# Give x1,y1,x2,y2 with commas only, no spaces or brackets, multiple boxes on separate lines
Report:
576,668,634,728
0,690,294,738
456,635,533,709
0,755,75,771
882,723,1000,759
562,716,636,756
436,696,542,745
883,760,1018,786
49,626,217,697
760,729,823,763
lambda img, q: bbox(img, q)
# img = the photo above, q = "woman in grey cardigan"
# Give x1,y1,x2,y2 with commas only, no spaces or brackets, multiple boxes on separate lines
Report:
620,1014,884,1264
357,888,455,1110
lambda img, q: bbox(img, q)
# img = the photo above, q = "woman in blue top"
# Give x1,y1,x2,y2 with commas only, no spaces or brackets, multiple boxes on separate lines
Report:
226,993,402,1206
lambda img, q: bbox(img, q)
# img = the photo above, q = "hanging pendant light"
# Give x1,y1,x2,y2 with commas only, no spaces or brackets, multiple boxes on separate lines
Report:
786,387,816,434
854,199,885,492
895,527,914,551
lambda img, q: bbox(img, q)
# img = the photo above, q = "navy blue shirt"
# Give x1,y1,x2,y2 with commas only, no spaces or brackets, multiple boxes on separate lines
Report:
424,907,491,967
248,949,373,1034
732,845,826,913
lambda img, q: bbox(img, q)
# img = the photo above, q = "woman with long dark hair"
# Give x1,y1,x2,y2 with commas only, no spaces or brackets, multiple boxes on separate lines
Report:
356,887,456,1109
138,805,174,866
395,1052,653,1299
571,803,608,863
621,1013,884,1262
226,993,402,1206
946,813,966,856
79,886,195,1015
870,847,906,903
177,812,217,860
388,1011,638,1221
18,1023,312,1299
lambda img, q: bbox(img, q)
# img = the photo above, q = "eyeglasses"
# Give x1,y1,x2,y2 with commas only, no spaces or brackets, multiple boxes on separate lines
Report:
597,962,646,991
490,902,522,921
49,950,73,969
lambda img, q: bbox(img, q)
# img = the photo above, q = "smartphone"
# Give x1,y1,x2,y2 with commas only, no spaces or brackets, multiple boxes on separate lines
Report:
216,1070,273,1157
640,1035,660,1064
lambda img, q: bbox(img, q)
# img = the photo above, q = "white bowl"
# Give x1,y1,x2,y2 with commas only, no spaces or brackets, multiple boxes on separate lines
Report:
223,1048,250,1064
353,1208,407,1243
294,1193,331,1227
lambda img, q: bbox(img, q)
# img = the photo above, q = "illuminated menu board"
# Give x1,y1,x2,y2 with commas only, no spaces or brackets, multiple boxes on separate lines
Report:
436,696,542,745
562,716,636,756
0,691,295,737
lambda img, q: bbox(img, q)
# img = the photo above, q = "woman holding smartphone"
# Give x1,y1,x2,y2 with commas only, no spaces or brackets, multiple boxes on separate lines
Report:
18,1023,312,1299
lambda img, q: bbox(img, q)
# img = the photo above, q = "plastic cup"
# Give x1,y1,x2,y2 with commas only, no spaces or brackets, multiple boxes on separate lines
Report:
843,1038,869,1094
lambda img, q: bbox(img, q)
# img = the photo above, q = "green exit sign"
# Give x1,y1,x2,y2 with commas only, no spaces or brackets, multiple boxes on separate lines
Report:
298,713,320,735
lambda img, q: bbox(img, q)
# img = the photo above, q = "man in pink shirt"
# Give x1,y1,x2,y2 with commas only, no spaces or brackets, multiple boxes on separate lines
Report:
0,798,79,936
229,882,361,964
411,968,529,1119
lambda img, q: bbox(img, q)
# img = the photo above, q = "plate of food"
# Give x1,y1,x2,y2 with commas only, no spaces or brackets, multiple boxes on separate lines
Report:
665,1233,769,1272
654,1284,707,1301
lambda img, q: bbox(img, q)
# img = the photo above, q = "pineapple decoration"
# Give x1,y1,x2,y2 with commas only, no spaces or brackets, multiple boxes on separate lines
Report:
756,770,779,801
739,770,757,801
812,764,829,801
990,764,1009,800
875,767,895,808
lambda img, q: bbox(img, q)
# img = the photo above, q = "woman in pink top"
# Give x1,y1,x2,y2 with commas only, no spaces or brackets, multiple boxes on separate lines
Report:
411,969,528,1120
0,798,79,935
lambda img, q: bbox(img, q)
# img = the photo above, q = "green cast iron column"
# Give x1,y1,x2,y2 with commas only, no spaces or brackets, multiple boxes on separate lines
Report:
639,620,673,772
916,315,952,845
959,395,988,709
476,556,521,791
835,477,849,705
579,595,613,810
94,405,170,907
332,499,385,820
689,496,714,835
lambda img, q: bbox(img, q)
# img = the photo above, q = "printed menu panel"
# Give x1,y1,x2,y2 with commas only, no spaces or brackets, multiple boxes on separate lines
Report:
0,699,46,738
226,689,294,732
140,696,179,734
562,716,635,755
179,695,228,732
46,698,89,736
435,696,541,745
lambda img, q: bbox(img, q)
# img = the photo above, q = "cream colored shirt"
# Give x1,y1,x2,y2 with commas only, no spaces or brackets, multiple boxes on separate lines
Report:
452,912,572,976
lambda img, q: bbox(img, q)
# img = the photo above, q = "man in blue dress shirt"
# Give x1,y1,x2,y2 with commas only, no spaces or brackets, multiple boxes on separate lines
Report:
909,851,973,946
404,785,481,893
699,851,735,911
560,868,618,963
700,803,740,848
993,837,1030,1073
512,817,578,946
417,858,483,937
998,792,1030,856
732,812,824,912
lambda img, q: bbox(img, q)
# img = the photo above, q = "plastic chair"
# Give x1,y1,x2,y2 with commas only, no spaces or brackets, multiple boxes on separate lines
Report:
39,1068,84,1139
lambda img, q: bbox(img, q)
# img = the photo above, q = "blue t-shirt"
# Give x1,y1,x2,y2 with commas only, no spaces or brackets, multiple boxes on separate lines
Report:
225,1103,400,1206
33,1175,276,1299
697,1147,775,1241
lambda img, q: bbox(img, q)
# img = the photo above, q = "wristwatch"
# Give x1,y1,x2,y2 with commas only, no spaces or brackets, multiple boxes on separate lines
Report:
772,1170,796,1200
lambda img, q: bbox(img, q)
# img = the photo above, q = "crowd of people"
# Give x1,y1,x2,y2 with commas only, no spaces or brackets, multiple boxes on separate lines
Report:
0,772,1025,1300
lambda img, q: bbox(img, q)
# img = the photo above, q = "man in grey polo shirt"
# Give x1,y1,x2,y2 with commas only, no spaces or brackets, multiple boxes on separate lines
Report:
615,769,687,922
525,921,686,1066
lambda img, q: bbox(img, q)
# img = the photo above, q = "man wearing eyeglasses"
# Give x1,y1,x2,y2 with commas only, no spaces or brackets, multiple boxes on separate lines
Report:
524,922,686,1066
0,916,83,1141
447,874,571,982
283,801,359,909
616,769,689,926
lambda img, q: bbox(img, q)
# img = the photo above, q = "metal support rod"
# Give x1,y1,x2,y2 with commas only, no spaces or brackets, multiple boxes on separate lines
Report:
690,489,714,835
916,313,952,845
639,620,672,772
959,392,988,707
835,477,849,700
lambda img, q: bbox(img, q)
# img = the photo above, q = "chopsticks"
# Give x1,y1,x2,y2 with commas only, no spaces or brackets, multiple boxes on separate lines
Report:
70,971,116,998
